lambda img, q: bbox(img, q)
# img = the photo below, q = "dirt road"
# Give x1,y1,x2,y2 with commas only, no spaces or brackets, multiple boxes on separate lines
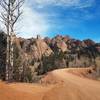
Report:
0,68,100,100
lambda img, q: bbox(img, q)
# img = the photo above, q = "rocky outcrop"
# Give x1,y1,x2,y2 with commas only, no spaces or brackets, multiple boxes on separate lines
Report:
13,35,53,82
0,32,100,82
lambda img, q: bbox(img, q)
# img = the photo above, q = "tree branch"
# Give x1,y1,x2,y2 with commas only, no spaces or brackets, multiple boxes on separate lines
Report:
0,2,8,11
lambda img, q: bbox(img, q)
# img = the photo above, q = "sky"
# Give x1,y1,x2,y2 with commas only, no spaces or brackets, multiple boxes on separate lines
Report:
0,0,100,42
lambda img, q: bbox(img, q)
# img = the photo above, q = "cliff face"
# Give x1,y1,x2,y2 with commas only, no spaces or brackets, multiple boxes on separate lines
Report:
0,32,100,82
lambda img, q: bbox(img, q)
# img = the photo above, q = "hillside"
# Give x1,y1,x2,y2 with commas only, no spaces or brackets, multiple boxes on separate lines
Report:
0,68,100,100
0,32,100,82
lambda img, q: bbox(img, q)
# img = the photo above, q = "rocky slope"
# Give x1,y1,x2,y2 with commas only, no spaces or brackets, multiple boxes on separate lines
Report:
0,32,100,82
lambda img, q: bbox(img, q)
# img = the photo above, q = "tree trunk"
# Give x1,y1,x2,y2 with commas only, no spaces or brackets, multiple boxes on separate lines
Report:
0,0,24,81
6,35,10,81
9,34,15,81
6,0,10,81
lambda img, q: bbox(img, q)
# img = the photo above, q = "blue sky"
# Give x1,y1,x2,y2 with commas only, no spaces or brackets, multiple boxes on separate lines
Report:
0,0,100,42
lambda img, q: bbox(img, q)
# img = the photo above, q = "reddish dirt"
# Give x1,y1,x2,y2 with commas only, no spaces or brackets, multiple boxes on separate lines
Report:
0,68,100,100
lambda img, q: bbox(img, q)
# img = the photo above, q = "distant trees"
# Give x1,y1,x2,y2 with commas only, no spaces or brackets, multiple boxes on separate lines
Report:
0,31,6,80
0,0,24,81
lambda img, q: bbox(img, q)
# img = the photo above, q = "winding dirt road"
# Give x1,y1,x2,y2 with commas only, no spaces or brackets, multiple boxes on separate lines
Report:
0,68,100,100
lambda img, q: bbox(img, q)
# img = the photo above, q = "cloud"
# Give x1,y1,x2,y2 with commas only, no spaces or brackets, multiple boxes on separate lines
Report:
16,6,48,38
15,1,49,38
0,0,95,39
16,0,95,38
76,0,95,8
0,0,49,38
31,0,94,8
34,0,79,6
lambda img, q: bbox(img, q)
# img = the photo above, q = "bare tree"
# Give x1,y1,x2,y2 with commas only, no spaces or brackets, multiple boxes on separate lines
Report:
0,0,24,81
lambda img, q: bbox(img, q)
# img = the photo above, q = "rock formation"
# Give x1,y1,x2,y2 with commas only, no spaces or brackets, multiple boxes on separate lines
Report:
0,32,100,82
